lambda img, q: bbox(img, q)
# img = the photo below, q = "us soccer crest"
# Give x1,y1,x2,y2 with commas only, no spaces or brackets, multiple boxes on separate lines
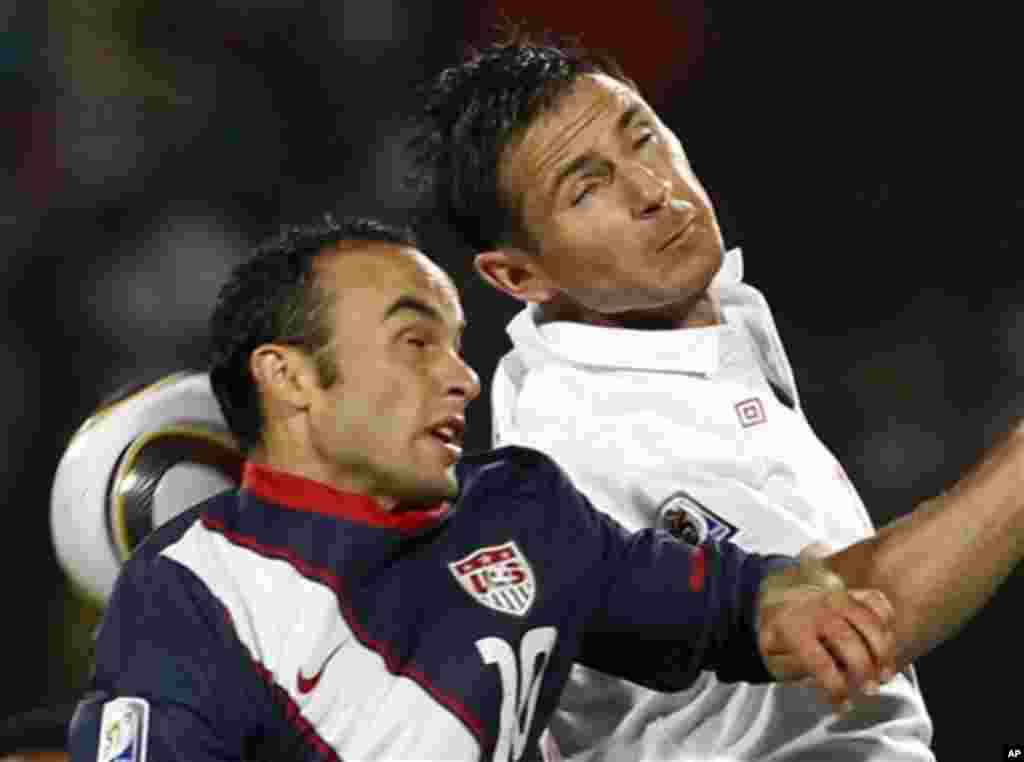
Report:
449,540,536,617
657,491,738,545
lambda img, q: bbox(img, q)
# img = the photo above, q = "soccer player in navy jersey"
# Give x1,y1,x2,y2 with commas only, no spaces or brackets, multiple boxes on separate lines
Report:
65,215,895,762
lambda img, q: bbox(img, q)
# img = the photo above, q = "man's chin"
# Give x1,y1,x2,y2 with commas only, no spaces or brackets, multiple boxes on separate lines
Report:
392,471,459,509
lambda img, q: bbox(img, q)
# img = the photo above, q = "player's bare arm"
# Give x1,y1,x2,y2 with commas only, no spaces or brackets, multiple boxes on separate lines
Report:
823,421,1024,671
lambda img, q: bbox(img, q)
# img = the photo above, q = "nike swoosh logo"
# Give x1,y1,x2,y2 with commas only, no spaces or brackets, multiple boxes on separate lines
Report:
297,642,345,695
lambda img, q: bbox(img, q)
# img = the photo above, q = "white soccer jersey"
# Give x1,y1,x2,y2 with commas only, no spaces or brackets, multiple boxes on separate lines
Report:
491,249,935,761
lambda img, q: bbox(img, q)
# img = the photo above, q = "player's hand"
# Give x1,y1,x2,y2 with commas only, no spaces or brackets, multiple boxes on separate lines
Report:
756,550,896,711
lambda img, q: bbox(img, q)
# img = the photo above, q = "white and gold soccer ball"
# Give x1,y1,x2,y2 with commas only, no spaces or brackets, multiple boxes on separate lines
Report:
50,372,243,605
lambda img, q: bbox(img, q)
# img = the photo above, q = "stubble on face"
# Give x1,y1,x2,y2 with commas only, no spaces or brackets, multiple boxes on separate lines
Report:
497,74,727,328
305,246,471,507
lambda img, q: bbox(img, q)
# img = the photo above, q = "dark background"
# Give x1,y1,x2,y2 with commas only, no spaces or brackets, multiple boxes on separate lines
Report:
2,1,1018,757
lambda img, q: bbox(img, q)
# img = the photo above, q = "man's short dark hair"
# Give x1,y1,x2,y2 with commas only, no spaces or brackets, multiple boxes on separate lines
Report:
406,25,635,253
208,214,419,453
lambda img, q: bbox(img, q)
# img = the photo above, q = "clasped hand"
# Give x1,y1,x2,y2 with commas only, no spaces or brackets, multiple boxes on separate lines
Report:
758,546,896,711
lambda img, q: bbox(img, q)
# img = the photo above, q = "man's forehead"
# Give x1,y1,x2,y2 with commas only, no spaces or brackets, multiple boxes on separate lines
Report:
535,73,638,130
505,74,646,192
323,245,462,318
577,73,639,105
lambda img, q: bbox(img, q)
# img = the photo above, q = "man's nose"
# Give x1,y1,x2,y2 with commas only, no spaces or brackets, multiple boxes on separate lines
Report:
625,162,670,218
443,353,481,403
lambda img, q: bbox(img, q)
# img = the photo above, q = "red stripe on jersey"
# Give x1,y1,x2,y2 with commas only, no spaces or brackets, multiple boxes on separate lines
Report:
218,600,341,762
689,545,706,593
251,660,341,762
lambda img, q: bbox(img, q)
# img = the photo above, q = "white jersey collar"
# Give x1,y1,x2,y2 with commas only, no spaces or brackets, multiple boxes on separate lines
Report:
507,248,743,376
504,248,800,406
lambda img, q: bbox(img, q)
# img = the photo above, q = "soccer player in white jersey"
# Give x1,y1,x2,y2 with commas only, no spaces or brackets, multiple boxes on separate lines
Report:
404,28,1016,761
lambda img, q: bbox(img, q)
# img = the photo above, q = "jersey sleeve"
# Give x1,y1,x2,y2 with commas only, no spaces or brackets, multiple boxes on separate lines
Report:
67,554,266,762
554,467,796,692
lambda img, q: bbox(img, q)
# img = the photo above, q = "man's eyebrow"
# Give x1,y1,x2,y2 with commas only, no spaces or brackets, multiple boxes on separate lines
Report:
550,105,643,198
383,295,467,333
551,153,598,198
383,295,443,323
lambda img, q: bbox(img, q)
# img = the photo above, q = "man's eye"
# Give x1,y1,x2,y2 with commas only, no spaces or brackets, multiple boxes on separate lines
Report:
634,131,655,150
406,337,427,348
572,184,597,206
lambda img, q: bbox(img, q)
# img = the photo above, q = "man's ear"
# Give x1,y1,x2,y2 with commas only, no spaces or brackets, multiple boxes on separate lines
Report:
474,249,559,303
249,344,319,411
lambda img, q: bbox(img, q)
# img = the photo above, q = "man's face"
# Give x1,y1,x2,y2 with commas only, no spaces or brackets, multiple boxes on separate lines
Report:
499,74,726,315
306,243,479,506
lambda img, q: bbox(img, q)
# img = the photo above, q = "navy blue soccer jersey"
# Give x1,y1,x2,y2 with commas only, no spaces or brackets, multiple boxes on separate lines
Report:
68,446,793,762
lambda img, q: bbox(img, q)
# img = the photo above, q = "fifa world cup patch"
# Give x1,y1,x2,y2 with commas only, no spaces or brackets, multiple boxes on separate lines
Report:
97,696,149,762
449,540,536,617
657,491,739,545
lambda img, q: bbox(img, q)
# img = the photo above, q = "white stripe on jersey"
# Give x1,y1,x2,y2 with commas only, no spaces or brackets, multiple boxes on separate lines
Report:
162,519,481,761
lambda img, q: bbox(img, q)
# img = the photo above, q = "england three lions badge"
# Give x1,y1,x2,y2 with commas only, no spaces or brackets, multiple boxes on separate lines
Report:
657,491,739,545
449,540,536,616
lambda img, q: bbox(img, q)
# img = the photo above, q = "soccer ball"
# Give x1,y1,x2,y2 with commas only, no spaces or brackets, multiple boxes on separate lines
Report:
50,371,242,605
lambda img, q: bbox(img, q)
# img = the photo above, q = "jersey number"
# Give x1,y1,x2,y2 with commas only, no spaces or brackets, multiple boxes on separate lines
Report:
476,626,557,762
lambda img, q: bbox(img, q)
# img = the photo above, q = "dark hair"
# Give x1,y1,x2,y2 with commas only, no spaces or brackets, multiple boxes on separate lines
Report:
406,25,635,252
208,214,419,453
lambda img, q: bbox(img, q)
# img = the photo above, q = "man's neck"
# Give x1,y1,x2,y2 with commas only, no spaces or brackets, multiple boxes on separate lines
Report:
539,292,722,330
249,445,402,512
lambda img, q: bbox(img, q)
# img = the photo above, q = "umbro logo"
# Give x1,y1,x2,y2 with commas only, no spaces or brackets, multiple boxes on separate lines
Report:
735,397,767,427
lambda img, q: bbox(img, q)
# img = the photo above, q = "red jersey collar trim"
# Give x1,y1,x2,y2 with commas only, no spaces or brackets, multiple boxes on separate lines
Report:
242,461,450,532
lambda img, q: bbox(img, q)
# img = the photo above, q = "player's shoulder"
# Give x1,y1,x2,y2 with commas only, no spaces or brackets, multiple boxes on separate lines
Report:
458,444,564,477
106,490,243,633
456,445,575,496
122,489,236,571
